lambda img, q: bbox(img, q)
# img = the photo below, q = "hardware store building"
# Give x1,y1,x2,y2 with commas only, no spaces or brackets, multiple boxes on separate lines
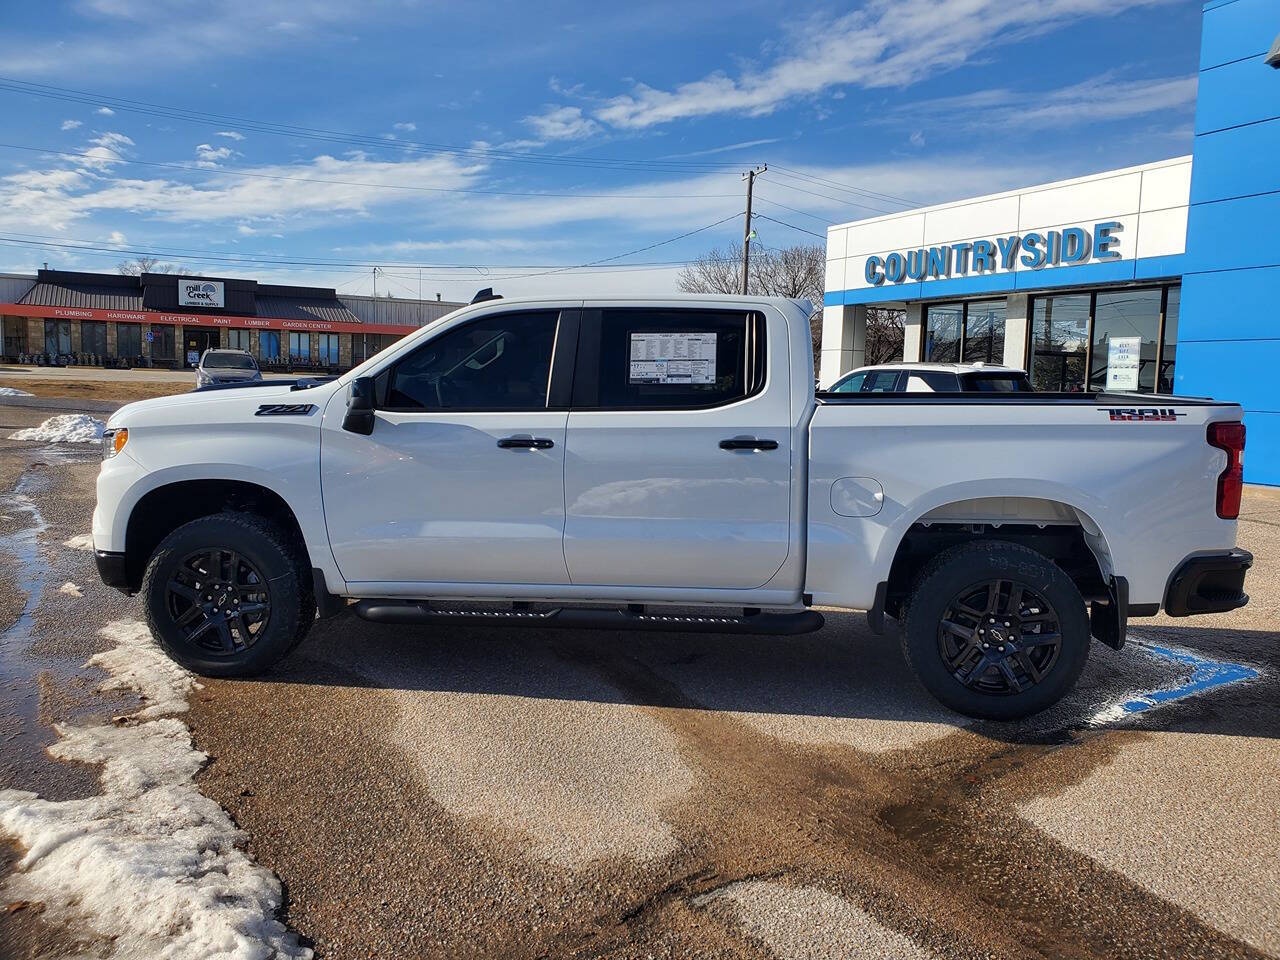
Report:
821,0,1280,485
0,269,462,372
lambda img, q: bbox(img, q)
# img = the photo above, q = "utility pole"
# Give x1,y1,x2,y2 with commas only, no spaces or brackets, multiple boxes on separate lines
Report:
741,164,766,295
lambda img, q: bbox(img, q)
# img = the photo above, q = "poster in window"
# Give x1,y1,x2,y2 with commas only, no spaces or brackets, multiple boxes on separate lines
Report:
1105,335,1141,391
628,332,716,384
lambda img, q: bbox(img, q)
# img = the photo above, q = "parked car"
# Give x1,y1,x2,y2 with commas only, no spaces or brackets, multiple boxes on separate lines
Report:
825,362,1032,394
93,295,1250,720
195,349,263,389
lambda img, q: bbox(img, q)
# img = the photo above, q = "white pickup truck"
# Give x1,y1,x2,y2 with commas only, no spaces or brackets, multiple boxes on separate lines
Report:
92,295,1252,719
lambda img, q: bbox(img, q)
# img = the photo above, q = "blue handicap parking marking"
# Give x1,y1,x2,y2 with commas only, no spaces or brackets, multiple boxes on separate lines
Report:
1090,639,1262,725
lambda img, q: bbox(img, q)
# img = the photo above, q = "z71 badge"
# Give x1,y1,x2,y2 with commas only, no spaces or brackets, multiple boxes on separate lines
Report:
1098,407,1186,422
255,403,317,417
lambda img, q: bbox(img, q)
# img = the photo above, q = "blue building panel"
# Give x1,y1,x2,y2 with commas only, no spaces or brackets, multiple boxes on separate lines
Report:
1200,0,1276,70
1194,54,1278,134
1189,116,1280,204
1184,191,1280,273
1179,264,1280,342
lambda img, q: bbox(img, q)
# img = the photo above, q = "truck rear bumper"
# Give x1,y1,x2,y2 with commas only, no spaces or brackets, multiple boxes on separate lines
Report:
1163,549,1252,617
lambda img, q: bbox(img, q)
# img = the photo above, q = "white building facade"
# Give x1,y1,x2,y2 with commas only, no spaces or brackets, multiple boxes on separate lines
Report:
820,156,1191,394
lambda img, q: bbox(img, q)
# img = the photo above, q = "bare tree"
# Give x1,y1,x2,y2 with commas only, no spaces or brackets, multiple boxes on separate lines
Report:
678,242,825,357
117,257,185,276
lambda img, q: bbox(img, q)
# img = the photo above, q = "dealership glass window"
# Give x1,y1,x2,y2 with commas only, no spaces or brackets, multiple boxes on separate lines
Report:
288,332,310,362
81,321,107,356
1090,288,1163,392
44,320,72,356
2,317,24,357
317,333,340,366
151,324,175,359
258,331,281,362
923,301,1006,363
116,323,141,358
1030,294,1090,391
961,300,1006,363
225,329,250,351
923,304,962,362
1159,286,1179,393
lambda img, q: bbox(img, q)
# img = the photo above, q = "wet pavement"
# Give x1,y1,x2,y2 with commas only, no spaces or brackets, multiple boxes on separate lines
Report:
0,393,1276,960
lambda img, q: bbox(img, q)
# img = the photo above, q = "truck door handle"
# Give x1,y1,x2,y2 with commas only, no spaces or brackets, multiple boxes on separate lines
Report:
719,436,778,451
497,435,554,450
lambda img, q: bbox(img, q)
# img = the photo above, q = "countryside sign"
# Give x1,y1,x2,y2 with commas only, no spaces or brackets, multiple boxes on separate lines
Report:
863,221,1122,286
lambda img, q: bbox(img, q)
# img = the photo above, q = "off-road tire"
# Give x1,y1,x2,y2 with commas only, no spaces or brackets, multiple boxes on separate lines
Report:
141,512,313,676
901,540,1090,720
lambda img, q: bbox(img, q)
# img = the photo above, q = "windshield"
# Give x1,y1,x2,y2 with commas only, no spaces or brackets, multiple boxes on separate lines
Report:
963,373,1032,392
203,352,257,370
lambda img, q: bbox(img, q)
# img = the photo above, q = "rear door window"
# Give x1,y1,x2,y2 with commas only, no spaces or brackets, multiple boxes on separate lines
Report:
829,372,866,393
964,373,1032,392
574,309,764,409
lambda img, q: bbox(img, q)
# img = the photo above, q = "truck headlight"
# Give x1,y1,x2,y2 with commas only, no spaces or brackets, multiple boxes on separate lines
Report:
102,427,128,459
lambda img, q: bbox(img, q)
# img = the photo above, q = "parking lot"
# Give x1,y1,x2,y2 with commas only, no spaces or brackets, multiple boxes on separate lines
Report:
0,377,1276,960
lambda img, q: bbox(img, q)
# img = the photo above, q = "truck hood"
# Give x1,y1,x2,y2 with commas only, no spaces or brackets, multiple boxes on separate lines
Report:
108,379,341,428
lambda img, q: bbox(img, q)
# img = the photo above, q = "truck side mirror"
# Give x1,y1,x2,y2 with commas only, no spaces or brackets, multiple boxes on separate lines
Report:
342,377,376,435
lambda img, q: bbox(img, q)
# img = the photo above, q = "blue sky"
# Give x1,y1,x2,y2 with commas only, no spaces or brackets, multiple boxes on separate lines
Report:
0,0,1202,301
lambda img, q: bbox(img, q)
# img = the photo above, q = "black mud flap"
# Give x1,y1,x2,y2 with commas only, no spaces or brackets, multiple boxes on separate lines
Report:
1090,575,1129,650
867,581,888,635
312,568,347,619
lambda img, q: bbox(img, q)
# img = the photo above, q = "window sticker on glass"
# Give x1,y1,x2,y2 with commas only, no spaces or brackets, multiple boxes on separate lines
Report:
628,332,717,384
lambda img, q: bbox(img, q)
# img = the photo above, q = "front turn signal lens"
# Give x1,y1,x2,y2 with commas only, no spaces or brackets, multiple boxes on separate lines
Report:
103,427,128,459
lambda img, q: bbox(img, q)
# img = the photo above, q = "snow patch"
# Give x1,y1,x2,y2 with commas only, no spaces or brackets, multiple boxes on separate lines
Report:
62,533,95,551
0,619,311,959
9,414,105,444
0,386,34,397
57,581,83,597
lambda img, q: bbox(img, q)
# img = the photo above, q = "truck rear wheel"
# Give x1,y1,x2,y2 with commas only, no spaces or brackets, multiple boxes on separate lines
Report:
901,541,1090,720
141,512,312,676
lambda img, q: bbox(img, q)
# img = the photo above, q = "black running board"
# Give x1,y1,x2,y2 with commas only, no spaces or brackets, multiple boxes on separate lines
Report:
353,601,824,635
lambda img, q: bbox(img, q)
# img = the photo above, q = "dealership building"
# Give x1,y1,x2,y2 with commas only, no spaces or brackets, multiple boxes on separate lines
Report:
822,0,1279,486
0,269,462,371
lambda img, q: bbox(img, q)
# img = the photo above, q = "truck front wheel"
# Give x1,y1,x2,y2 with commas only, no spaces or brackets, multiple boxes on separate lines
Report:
141,512,312,676
901,541,1090,720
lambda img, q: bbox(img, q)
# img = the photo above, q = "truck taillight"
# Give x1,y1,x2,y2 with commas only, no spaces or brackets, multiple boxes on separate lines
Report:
1208,421,1245,520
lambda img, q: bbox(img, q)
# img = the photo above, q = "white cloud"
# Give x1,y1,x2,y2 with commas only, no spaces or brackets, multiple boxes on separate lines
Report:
95,106,115,116
660,138,782,160
194,143,235,168
107,230,127,245
393,122,416,132
60,119,82,131
909,131,925,147
583,0,1177,129
522,105,600,142
215,130,245,140
888,74,1197,132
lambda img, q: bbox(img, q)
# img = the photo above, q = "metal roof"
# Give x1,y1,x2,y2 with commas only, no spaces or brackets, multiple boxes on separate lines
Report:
20,280,144,311
256,295,362,325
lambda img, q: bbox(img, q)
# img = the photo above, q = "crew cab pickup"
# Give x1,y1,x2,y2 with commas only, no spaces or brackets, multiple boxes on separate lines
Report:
92,296,1252,719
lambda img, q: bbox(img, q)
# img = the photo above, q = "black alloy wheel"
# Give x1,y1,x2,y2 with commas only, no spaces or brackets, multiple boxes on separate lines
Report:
937,578,1062,695
165,548,272,656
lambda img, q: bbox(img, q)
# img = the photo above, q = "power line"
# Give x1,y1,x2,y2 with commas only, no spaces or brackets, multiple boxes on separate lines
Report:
752,213,827,240
767,164,916,207
752,195,835,225
0,142,740,201
0,213,744,279
761,175,903,214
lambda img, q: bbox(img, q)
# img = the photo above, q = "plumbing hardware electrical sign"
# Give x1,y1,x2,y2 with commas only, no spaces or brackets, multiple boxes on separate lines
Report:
862,221,1122,286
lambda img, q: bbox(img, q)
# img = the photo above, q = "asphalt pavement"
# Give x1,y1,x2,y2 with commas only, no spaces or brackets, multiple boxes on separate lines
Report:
0,391,1275,960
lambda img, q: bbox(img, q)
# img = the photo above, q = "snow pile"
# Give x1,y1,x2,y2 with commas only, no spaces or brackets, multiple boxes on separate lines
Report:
0,386,34,397
63,533,95,551
9,414,105,444
57,581,83,597
0,619,312,959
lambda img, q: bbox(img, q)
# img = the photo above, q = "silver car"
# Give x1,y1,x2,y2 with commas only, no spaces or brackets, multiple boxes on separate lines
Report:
195,349,263,388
